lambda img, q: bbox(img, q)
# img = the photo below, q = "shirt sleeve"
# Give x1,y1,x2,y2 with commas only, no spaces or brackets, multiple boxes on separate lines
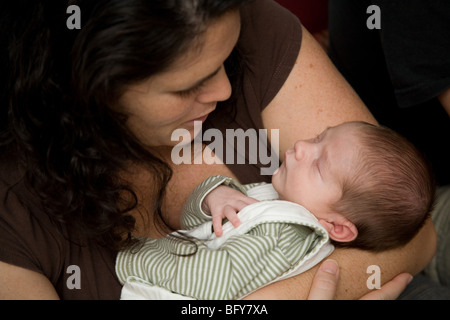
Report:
238,0,303,111
0,181,64,284
180,175,248,229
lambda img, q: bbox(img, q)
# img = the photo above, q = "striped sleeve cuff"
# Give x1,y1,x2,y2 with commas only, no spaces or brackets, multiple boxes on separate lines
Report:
180,175,247,229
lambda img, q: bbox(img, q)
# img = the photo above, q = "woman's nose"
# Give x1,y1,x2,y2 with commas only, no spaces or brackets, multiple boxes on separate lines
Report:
196,66,232,104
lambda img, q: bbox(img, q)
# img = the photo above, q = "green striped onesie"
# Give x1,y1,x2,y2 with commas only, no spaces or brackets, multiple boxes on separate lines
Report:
116,176,333,300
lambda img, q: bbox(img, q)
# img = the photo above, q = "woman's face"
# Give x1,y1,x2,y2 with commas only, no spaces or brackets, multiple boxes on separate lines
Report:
119,10,241,147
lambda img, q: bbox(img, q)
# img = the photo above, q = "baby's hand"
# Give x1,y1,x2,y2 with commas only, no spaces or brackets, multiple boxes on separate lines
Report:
202,186,259,237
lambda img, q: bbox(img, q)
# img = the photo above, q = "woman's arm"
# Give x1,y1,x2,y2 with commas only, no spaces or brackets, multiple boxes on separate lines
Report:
307,259,413,300
438,87,450,116
254,26,436,299
0,261,59,299
262,25,377,158
245,218,435,300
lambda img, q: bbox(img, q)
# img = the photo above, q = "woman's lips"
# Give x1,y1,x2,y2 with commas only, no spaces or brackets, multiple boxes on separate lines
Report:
184,114,210,127
192,114,209,123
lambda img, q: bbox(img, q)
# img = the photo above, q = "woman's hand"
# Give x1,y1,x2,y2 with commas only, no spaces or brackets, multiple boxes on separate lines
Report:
202,186,258,236
308,259,413,300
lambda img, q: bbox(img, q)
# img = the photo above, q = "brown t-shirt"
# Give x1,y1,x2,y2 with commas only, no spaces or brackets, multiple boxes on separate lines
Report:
0,0,302,299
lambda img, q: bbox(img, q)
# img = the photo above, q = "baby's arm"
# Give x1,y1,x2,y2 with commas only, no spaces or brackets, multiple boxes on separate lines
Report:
203,186,258,237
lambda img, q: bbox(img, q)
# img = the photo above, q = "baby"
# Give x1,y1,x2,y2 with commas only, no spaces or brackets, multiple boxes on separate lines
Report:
116,121,435,299
205,121,436,251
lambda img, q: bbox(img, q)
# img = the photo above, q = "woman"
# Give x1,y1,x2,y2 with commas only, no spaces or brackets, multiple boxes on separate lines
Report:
0,0,434,299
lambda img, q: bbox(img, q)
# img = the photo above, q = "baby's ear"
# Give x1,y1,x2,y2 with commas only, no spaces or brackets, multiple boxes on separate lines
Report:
318,214,358,243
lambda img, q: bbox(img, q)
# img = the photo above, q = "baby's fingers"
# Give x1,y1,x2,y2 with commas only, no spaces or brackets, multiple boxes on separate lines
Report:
212,206,241,237
224,205,241,228
245,197,259,206
233,198,258,213
212,215,224,237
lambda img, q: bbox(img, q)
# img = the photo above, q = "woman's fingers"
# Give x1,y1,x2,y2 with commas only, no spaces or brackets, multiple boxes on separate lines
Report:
360,273,413,300
308,259,412,300
307,259,340,300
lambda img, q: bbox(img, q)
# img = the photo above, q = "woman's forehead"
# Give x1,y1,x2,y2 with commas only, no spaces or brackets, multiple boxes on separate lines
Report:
165,10,240,74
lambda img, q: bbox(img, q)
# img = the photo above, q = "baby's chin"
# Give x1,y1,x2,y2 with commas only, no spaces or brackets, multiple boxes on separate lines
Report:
271,167,280,186
270,169,281,193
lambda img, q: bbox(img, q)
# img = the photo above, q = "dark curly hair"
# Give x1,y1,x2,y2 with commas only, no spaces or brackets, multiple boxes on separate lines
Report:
0,0,247,250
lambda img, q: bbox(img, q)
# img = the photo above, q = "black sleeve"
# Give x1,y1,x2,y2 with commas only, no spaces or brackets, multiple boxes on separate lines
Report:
238,0,303,111
374,0,450,107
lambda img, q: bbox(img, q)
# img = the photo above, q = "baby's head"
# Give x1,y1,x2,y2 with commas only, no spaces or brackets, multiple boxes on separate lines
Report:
272,121,435,252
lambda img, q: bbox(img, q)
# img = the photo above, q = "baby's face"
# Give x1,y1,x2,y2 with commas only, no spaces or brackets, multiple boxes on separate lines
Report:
272,122,361,216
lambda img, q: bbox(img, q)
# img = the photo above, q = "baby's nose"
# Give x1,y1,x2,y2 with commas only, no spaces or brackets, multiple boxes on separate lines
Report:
294,140,308,160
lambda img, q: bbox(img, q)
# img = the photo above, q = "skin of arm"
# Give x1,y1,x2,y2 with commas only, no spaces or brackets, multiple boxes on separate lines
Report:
245,218,435,300
438,87,450,116
246,26,437,300
0,261,59,300
308,259,413,300
262,26,377,159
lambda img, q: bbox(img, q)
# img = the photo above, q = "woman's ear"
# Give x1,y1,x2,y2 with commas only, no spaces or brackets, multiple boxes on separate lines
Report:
318,214,358,243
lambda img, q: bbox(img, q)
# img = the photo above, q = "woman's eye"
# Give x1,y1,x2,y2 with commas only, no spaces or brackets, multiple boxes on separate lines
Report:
312,128,330,144
312,135,322,143
176,83,204,98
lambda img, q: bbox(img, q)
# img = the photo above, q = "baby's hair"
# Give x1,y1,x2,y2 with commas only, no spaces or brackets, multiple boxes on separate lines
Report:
331,122,436,252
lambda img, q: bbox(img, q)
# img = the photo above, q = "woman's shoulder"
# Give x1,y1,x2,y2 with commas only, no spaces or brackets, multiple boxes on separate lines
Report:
240,0,302,28
0,152,65,282
0,152,45,220
0,153,122,299
239,0,303,53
